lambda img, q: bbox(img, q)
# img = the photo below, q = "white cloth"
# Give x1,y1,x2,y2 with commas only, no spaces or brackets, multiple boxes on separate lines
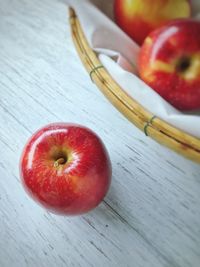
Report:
66,0,200,138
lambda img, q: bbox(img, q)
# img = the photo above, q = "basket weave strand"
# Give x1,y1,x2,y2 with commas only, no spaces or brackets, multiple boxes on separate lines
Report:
69,7,200,164
90,65,104,81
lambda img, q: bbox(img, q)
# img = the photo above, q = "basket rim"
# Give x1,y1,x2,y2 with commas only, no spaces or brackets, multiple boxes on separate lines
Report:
69,7,200,164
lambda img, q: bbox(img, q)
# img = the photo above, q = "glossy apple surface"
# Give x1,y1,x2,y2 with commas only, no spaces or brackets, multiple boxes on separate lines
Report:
138,19,200,111
20,123,112,215
114,0,191,45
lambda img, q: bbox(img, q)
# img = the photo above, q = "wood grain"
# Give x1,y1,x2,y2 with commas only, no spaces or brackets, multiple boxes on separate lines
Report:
0,0,200,266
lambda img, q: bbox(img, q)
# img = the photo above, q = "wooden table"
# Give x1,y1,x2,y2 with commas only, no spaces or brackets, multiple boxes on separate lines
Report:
0,1,200,266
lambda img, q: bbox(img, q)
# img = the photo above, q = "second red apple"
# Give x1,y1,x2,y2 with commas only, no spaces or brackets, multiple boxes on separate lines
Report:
138,19,200,111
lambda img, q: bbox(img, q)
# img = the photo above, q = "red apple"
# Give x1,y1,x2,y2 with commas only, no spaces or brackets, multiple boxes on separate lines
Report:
138,19,200,111
20,123,112,215
114,0,191,45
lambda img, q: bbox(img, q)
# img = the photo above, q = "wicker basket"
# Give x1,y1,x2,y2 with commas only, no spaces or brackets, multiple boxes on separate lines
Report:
69,8,200,164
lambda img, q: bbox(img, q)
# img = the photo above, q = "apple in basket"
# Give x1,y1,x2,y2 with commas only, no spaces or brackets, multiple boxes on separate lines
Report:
114,0,191,45
20,123,112,215
138,19,200,111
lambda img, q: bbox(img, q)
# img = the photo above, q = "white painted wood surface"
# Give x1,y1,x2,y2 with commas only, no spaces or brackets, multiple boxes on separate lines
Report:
0,1,200,266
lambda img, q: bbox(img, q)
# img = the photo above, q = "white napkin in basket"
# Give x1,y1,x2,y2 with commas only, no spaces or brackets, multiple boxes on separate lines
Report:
66,0,200,138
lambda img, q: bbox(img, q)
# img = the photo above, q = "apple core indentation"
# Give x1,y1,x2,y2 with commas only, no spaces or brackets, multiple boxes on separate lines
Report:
176,56,191,73
53,151,68,167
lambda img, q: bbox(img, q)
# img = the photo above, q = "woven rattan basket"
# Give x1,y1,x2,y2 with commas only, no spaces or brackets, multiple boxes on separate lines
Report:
69,7,200,164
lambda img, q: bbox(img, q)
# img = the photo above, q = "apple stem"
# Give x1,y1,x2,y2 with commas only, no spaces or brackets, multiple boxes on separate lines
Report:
54,158,66,168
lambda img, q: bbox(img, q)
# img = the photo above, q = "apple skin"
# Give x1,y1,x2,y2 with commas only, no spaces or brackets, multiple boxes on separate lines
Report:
114,0,191,45
138,19,200,111
20,123,112,215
